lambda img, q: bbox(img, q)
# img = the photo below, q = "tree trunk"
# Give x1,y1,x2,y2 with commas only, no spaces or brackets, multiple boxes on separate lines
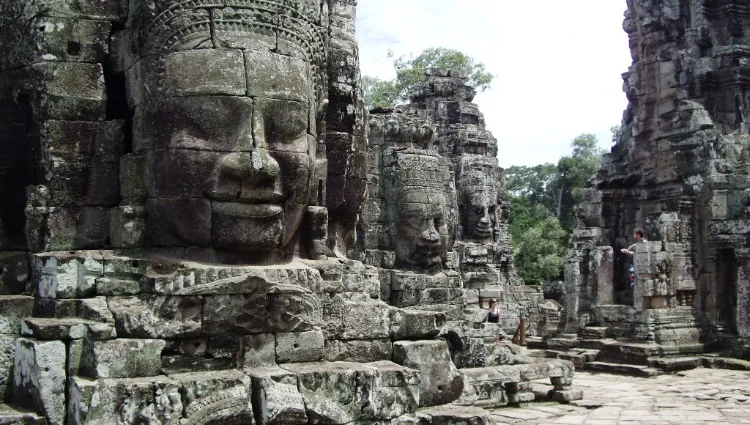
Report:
555,185,564,218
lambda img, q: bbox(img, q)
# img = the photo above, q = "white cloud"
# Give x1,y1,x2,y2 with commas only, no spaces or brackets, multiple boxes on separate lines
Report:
355,0,632,167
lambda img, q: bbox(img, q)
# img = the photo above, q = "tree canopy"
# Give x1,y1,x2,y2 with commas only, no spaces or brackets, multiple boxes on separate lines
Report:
507,134,605,284
363,48,494,110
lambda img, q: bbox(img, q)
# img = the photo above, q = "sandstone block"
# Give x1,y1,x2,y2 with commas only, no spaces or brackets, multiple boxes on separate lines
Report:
109,295,202,338
390,309,445,340
172,370,254,424
13,338,66,425
248,368,307,425
203,293,267,336
242,334,277,369
80,339,165,379
275,330,324,363
324,339,392,362
392,340,463,407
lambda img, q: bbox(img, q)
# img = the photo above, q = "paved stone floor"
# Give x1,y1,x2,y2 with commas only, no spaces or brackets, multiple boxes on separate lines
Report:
488,368,750,424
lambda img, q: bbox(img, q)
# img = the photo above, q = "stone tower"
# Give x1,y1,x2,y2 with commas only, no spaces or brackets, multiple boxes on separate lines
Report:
563,0,750,359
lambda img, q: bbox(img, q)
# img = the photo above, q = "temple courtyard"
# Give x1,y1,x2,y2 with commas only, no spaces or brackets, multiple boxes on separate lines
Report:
490,368,750,424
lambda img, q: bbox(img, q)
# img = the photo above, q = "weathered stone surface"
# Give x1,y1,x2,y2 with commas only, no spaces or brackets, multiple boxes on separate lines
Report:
0,295,35,335
369,361,420,419
392,340,463,407
390,309,445,340
171,370,254,424
13,338,66,425
33,296,114,324
0,252,30,295
67,375,183,425
203,293,266,336
80,339,165,379
108,295,202,338
282,361,377,423
242,334,277,369
20,318,114,341
0,403,46,425
248,367,307,425
325,339,393,362
276,330,325,363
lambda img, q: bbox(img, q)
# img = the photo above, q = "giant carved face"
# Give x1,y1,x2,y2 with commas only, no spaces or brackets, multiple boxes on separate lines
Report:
394,190,451,271
128,1,326,263
137,51,316,262
388,152,454,272
465,190,496,240
460,162,498,241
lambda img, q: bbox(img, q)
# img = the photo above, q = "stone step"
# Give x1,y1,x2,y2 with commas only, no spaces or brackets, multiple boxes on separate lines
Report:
417,405,493,424
21,317,116,340
526,336,546,349
597,341,659,366
578,338,608,350
546,350,600,369
701,356,750,371
0,403,46,424
546,334,579,350
580,326,609,339
647,356,701,371
584,361,661,377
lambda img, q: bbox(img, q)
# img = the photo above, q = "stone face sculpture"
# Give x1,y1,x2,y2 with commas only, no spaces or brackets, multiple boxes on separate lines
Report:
121,0,327,263
388,150,455,272
459,157,498,241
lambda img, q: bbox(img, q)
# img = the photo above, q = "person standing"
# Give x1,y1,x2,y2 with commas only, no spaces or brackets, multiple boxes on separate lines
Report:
486,299,500,323
620,227,647,288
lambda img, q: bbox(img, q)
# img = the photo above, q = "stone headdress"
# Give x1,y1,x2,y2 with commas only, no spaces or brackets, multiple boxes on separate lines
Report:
125,0,329,107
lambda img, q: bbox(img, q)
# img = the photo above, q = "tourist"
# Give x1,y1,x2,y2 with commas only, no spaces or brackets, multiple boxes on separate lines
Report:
620,227,646,256
620,227,647,288
486,299,500,323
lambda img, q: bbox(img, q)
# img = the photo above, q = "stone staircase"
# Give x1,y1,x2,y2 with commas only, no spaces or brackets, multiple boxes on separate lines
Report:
540,325,721,377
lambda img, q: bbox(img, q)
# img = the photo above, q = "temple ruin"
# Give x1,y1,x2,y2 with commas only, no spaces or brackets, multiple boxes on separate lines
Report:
0,1,578,424
550,0,750,372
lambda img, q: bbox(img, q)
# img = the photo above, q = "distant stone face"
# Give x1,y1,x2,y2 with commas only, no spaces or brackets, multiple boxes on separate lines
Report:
459,158,498,241
389,152,454,273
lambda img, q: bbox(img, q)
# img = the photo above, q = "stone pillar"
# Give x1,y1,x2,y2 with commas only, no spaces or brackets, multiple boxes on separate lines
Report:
737,262,750,338
593,246,614,305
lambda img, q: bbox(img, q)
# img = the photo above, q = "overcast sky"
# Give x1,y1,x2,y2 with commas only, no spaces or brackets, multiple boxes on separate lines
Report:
355,0,633,168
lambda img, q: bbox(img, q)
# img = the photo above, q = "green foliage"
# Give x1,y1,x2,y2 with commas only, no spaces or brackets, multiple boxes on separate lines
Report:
610,125,623,144
555,134,604,231
507,134,604,284
362,47,494,110
362,76,399,110
511,207,567,285
505,163,557,214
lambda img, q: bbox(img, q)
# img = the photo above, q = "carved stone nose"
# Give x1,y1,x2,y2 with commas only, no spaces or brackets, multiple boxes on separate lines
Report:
220,150,280,182
422,228,439,242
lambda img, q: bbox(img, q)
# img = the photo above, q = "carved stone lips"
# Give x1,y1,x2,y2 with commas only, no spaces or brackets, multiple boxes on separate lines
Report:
213,201,283,219
474,225,492,237
415,245,442,265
